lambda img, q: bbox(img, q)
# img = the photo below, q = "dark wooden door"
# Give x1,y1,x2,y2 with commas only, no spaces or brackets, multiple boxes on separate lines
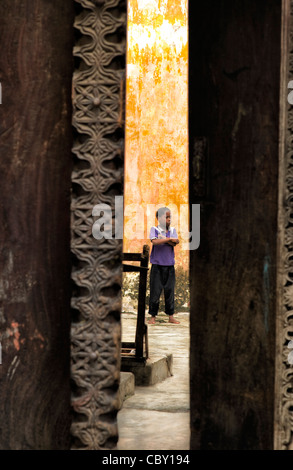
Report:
189,0,281,450
0,1,74,449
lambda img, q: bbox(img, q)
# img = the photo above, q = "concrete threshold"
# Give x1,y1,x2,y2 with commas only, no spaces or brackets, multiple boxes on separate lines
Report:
118,354,173,409
121,354,173,386
118,372,135,409
118,311,190,450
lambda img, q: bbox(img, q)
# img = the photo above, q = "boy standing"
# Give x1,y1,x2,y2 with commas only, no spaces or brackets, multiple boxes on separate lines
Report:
148,206,180,324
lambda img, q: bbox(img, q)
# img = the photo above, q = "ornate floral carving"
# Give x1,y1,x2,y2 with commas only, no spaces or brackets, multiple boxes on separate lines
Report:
275,0,293,450
70,0,126,449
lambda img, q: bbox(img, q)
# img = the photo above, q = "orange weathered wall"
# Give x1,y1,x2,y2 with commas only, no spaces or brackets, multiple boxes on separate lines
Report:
124,0,188,269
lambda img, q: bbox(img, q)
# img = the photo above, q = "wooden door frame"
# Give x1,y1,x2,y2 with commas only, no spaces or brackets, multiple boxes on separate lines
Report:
275,0,293,451
70,0,293,450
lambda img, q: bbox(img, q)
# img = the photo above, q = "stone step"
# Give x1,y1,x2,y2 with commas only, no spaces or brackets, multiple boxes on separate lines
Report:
121,354,173,386
118,372,135,409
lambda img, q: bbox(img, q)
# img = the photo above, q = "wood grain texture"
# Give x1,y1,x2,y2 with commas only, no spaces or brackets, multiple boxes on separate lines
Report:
0,1,74,449
189,0,281,450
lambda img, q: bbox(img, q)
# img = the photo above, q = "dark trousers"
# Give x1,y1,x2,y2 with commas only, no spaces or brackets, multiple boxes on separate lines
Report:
149,264,175,316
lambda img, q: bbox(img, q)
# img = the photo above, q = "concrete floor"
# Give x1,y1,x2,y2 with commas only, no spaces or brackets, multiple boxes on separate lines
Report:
117,310,190,450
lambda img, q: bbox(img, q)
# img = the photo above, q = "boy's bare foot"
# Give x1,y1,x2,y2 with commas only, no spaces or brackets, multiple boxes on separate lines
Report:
148,317,156,324
169,315,180,324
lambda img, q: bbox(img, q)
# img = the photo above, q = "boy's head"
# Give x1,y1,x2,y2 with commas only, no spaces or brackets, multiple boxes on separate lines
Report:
156,207,171,230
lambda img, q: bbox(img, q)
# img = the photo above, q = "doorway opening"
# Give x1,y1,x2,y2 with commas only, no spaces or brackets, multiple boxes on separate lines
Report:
118,0,190,450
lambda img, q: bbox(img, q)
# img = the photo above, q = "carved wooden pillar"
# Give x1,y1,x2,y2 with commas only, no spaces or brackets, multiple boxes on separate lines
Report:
70,0,126,449
0,1,74,449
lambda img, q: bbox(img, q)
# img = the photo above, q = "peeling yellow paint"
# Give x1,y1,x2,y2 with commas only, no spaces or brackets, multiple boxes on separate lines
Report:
124,0,189,269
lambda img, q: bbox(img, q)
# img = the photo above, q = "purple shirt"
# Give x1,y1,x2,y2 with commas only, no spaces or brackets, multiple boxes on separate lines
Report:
149,225,178,266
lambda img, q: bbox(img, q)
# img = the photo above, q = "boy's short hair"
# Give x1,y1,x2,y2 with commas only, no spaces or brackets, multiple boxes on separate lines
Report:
156,207,171,219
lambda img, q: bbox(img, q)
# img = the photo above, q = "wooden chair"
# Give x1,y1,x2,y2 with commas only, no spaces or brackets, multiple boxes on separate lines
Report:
121,244,150,362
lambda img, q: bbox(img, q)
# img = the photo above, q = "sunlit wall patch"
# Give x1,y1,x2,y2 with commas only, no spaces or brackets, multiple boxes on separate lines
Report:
124,0,189,268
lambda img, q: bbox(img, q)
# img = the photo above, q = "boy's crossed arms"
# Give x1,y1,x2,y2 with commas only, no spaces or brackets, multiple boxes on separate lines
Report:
152,235,179,247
